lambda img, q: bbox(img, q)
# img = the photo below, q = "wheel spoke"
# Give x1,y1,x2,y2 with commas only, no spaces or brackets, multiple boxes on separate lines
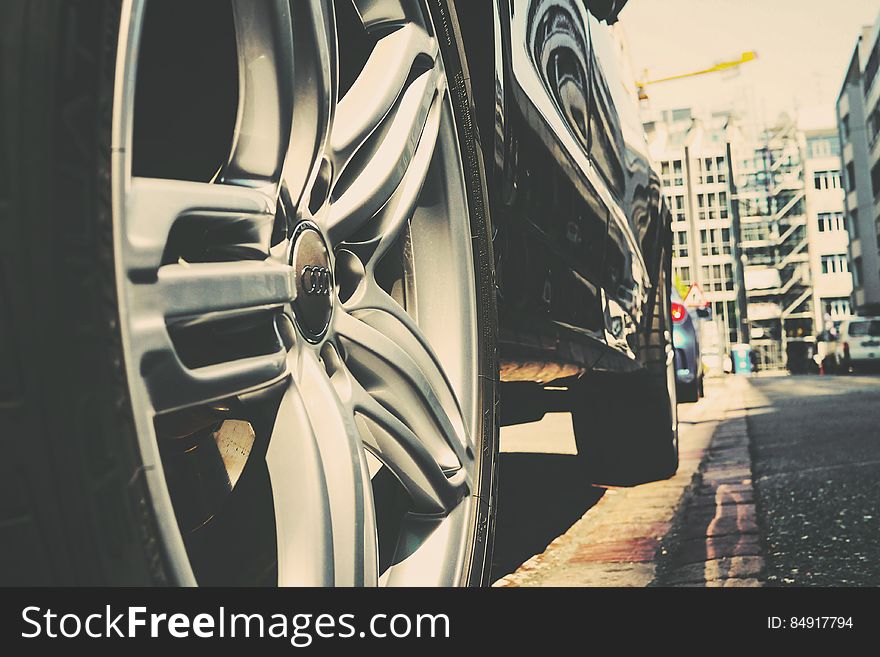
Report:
158,261,294,319
330,24,437,172
284,0,337,208
222,0,295,185
326,67,443,246
267,347,378,586
265,367,333,586
346,284,472,450
335,305,472,478
141,344,288,415
329,343,467,514
351,0,410,31
121,176,293,413
123,177,276,272
338,87,444,269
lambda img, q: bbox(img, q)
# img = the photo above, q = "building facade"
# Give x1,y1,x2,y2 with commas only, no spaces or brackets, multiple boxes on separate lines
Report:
648,109,855,371
803,129,853,332
836,15,880,314
736,117,815,370
645,109,748,365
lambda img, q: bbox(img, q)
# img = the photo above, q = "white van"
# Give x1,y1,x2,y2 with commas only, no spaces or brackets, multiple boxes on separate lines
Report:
834,317,880,371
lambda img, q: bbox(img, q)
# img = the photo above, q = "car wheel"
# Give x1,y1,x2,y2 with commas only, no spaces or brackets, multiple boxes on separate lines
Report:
677,378,700,403
0,0,497,586
571,254,678,486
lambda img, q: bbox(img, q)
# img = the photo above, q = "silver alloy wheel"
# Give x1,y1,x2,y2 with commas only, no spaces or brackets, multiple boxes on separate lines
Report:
112,0,482,586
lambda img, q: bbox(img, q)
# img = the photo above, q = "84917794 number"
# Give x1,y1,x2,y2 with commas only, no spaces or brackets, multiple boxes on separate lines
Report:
768,617,853,630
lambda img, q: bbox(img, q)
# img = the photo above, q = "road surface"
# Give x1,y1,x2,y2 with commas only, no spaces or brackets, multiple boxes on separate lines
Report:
747,374,880,586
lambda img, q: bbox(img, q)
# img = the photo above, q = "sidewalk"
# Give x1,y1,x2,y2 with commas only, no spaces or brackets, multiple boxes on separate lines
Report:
493,376,764,587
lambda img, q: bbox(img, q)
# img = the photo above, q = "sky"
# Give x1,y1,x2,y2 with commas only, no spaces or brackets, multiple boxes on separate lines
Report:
619,0,880,130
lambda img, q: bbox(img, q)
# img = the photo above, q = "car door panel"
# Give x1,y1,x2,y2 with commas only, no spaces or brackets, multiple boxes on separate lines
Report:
495,0,608,370
493,0,663,379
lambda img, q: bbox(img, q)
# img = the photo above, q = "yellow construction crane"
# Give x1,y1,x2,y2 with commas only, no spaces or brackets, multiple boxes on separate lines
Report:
636,51,758,101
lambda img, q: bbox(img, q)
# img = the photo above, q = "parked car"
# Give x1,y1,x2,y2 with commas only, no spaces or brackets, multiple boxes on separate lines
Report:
671,292,702,402
0,0,672,586
832,317,880,372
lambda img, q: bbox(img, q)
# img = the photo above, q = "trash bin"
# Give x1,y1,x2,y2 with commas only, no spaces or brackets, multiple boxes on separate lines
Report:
731,343,752,375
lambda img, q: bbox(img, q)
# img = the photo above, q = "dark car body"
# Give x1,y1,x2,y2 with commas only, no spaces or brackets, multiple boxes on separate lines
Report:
458,0,670,389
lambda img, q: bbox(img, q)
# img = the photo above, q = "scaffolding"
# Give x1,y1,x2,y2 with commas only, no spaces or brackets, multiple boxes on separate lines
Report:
735,116,814,371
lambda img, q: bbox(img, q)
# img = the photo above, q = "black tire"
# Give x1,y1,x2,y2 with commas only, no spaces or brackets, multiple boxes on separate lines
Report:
427,0,500,587
0,0,498,586
571,252,678,487
677,378,700,404
0,0,164,585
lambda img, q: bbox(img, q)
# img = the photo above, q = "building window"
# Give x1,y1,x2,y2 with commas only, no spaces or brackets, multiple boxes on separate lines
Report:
841,114,850,139
740,196,769,217
824,297,851,319
697,192,730,221
669,194,686,222
698,227,733,256
699,263,734,292
854,256,863,285
821,254,849,274
813,170,842,190
847,162,856,191
869,106,880,147
817,212,846,232
716,156,727,183
661,160,684,188
742,223,769,242
674,229,689,258
702,157,715,184
696,156,727,184
850,209,859,239
727,299,738,343
807,136,839,159
673,160,683,186
675,265,691,285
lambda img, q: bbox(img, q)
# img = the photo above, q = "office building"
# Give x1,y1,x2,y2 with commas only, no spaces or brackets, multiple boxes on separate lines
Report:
836,14,880,314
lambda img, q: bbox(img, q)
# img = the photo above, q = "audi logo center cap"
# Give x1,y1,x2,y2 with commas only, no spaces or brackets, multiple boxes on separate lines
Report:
291,223,333,342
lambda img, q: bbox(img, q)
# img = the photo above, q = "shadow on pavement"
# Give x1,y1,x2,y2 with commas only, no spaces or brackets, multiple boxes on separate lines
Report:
490,452,604,582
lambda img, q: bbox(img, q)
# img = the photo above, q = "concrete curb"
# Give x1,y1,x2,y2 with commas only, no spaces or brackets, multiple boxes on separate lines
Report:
654,377,765,586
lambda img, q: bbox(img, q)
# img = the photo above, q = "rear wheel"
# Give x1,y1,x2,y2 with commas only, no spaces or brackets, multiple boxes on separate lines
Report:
571,258,678,486
0,0,497,586
677,377,700,404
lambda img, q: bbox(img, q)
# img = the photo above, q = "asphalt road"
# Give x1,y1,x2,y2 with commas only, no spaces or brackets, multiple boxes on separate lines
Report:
747,373,880,586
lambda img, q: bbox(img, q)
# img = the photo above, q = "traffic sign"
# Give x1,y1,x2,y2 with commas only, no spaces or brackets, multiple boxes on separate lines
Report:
683,282,709,309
